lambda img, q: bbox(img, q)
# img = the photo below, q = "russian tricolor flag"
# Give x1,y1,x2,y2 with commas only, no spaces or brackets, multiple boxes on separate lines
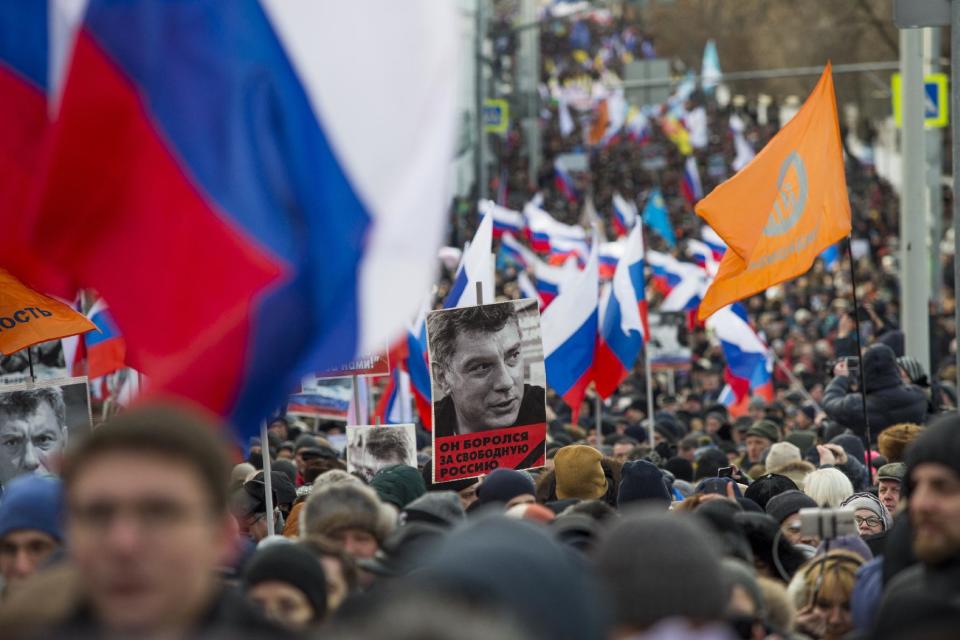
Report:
480,199,524,238
594,224,648,399
549,235,590,266
444,214,494,308
532,256,580,309
686,239,721,277
517,271,541,308
499,232,535,270
524,202,587,254
0,2,82,290
374,365,414,425
701,226,727,262
405,302,433,430
646,252,707,312
598,240,625,280
15,1,459,439
554,159,579,203
612,192,638,237
681,155,705,206
542,239,599,423
706,304,773,403
85,299,127,380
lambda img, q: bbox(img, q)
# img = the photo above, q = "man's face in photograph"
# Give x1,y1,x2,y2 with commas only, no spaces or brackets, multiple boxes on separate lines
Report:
438,320,524,432
349,443,404,482
0,401,66,484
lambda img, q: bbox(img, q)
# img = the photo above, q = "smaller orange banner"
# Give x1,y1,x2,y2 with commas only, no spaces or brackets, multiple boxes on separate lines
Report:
0,269,95,355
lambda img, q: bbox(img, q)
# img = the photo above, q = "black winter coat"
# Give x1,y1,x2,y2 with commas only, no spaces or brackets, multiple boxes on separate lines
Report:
822,344,927,440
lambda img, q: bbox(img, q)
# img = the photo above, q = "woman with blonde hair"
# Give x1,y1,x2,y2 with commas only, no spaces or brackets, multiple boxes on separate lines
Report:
788,550,864,639
803,468,853,508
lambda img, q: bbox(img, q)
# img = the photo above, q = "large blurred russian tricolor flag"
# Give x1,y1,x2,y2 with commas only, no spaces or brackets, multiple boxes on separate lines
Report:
1,0,459,438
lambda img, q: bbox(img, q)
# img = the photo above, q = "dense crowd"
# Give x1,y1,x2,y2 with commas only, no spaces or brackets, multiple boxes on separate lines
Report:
2,9,960,640
0,388,958,639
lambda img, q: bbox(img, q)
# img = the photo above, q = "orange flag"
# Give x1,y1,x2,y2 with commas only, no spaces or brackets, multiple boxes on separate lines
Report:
0,269,96,355
696,63,851,320
588,99,610,146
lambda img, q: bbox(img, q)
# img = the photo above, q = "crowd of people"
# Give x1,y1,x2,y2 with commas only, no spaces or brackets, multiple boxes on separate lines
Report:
0,387,958,639
2,8,960,640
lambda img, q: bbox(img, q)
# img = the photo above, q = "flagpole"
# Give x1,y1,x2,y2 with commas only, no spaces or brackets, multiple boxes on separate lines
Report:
772,357,823,413
260,420,275,537
644,353,656,449
638,220,656,450
594,388,602,447
845,238,873,454
26,347,35,383
351,375,362,426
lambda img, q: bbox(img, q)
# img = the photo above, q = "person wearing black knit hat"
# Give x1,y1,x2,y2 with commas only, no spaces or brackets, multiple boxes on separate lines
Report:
664,456,694,483
822,343,927,440
743,474,797,511
617,460,671,507
765,490,818,547
244,542,328,631
475,468,536,509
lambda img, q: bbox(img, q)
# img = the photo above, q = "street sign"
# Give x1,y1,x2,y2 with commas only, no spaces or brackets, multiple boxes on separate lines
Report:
483,99,510,134
892,72,949,129
893,0,950,28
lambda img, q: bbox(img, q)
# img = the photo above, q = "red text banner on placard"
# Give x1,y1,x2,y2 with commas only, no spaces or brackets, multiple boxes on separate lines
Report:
434,422,546,482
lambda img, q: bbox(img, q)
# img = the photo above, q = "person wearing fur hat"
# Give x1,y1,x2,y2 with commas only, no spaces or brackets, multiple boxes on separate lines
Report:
877,422,923,463
764,442,816,488
839,492,892,537
300,483,394,560
822,344,927,440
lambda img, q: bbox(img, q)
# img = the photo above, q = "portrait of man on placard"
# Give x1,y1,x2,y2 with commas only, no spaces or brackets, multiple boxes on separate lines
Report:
428,300,546,438
0,379,92,488
346,424,417,482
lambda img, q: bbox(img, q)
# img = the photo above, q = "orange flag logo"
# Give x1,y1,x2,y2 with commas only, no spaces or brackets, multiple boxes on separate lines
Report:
0,269,96,355
696,63,851,320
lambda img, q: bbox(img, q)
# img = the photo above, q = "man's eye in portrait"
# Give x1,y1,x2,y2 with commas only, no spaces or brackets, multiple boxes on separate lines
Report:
34,434,57,448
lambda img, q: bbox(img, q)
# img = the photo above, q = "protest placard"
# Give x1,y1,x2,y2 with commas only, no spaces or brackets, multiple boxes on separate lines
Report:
648,312,692,371
427,299,547,482
313,347,390,379
0,376,92,488
0,340,67,385
287,377,352,421
346,423,417,482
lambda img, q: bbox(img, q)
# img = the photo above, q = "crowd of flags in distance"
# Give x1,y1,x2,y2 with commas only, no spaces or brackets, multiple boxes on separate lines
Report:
0,6,849,441
382,60,851,429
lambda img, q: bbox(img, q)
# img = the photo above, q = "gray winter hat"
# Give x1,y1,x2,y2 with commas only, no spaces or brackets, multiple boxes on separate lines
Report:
402,491,465,528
